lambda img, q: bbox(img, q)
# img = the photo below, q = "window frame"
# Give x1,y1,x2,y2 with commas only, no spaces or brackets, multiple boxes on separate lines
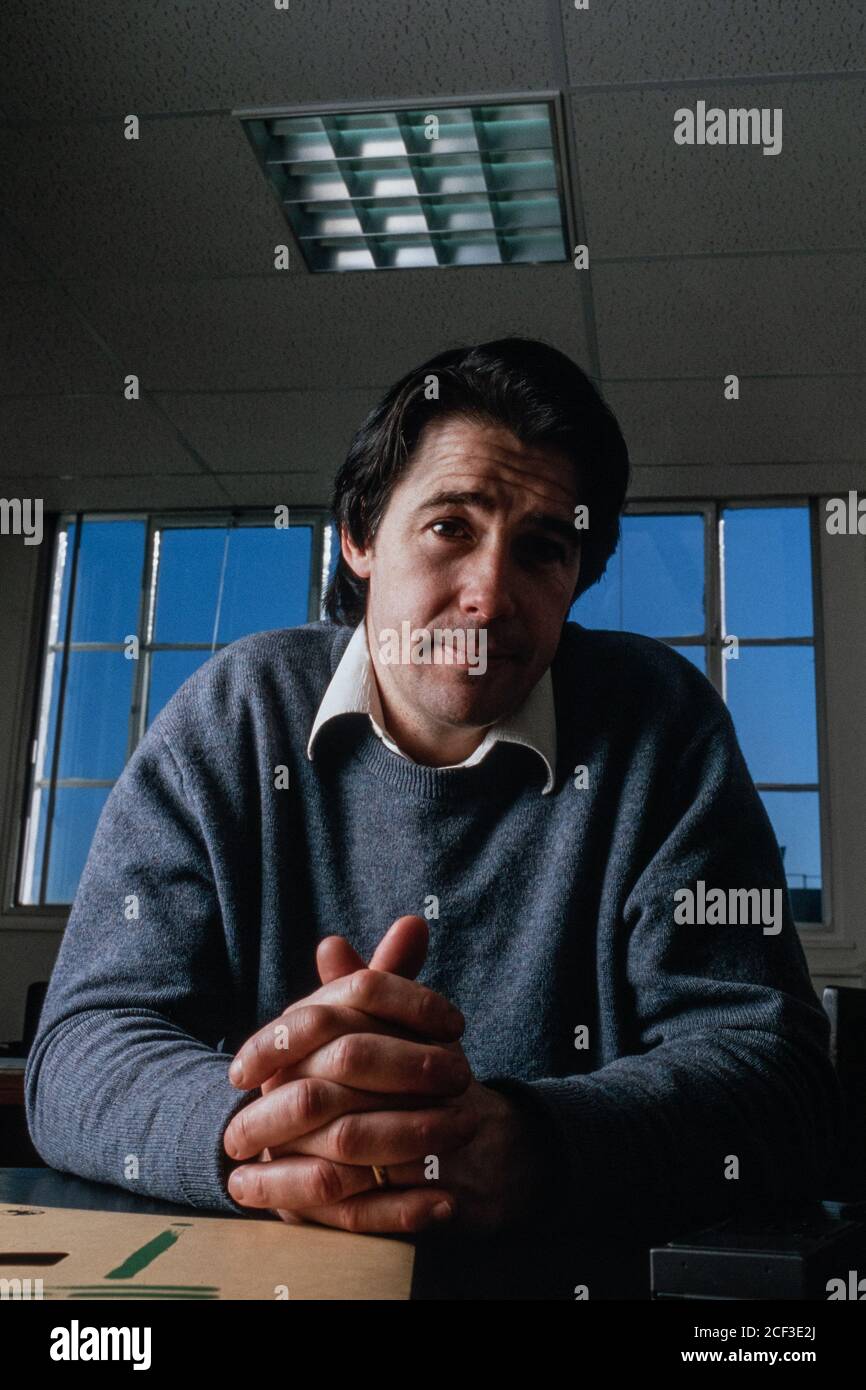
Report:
10,506,332,917
592,498,830,930
5,499,831,930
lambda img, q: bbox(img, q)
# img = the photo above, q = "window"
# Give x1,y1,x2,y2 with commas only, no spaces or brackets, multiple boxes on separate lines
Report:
18,511,329,907
571,503,825,926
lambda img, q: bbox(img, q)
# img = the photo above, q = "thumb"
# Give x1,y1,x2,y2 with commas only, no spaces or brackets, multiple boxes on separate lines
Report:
368,914,429,979
316,934,366,985
316,914,429,985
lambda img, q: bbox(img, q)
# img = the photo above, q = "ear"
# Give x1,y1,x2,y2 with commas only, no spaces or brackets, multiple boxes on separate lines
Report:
339,521,373,581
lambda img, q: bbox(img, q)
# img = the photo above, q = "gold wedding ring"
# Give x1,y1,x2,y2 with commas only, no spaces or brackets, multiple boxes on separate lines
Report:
371,1164,390,1188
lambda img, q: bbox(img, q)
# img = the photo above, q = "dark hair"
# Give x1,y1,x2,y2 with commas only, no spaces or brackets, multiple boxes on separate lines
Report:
323,336,630,626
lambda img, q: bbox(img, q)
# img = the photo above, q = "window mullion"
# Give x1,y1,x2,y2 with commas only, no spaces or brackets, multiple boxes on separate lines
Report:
706,501,723,696
809,499,832,929
308,514,324,624
128,517,158,758
38,515,83,907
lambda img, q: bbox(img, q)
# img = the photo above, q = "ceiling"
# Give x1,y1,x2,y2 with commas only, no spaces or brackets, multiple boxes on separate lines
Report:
1,0,864,511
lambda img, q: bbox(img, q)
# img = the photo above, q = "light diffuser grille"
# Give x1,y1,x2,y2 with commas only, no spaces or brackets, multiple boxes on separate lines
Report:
241,100,569,272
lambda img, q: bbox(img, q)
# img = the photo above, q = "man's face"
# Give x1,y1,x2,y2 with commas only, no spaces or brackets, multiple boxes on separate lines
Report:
341,413,583,739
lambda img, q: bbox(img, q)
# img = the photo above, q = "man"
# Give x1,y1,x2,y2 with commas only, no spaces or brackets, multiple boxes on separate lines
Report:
26,338,841,1245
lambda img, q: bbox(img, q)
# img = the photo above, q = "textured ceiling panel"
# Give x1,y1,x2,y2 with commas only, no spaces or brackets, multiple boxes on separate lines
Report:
213,472,335,507
0,3,861,490
0,472,234,510
0,395,199,476
0,224,45,283
602,376,866,465
573,80,866,257
561,0,866,86
0,285,118,394
628,461,866,496
155,388,380,472
0,0,554,120
593,253,866,377
72,265,592,392
0,118,293,279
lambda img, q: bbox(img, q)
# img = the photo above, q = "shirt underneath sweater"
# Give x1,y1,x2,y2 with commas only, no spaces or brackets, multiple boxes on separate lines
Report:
24,620,843,1238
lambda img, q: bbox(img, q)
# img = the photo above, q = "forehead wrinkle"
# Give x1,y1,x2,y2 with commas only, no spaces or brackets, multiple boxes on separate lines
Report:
409,455,577,511
420,437,573,478
415,421,574,472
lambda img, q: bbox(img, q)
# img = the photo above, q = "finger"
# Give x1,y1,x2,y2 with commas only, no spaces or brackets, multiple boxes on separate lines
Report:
284,1105,475,1167
276,1187,456,1235
317,915,429,988
316,935,365,985
230,970,465,1090
316,916,428,989
234,1002,422,1096
225,1076,434,1161
288,1031,471,1097
368,915,429,979
362,1158,451,1188
226,1154,376,1211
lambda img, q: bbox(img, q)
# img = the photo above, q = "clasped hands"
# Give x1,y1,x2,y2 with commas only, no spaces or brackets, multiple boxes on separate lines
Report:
223,915,547,1236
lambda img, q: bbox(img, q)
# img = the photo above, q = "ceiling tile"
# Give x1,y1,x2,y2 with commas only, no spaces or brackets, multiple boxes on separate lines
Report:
561,0,866,86
0,0,554,120
628,461,866,496
0,285,117,394
212,473,331,507
1,117,292,278
0,472,234,510
73,266,592,391
593,253,866,376
155,389,377,472
0,394,200,477
602,376,866,465
0,224,44,282
573,79,866,257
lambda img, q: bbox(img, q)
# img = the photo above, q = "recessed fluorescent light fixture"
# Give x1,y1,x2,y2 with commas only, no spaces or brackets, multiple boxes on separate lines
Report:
237,96,571,272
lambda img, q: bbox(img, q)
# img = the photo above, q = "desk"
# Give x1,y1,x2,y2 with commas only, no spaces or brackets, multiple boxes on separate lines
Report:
0,1062,38,1166
0,1168,413,1300
0,1168,652,1299
0,1059,26,1106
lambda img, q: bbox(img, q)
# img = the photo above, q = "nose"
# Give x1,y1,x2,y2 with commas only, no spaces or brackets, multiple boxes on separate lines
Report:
456,535,518,625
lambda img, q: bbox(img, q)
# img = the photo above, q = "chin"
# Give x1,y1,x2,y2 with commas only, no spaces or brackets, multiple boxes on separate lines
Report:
421,674,517,726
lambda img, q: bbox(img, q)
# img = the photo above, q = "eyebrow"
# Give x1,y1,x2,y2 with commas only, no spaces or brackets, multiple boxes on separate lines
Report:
413,489,581,552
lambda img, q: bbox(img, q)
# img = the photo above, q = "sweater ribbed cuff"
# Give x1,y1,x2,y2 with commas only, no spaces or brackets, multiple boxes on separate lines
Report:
173,1063,262,1215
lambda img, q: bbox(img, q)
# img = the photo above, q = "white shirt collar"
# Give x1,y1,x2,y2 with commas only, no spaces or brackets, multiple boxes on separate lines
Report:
307,621,557,794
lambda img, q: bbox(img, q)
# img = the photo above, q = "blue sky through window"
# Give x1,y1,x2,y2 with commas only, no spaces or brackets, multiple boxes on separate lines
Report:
22,518,315,905
571,506,821,920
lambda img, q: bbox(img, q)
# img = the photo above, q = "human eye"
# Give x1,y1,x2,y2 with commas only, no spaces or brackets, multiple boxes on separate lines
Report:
430,518,471,540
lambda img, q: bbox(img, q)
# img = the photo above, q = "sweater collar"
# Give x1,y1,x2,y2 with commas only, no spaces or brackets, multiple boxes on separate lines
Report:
307,621,557,795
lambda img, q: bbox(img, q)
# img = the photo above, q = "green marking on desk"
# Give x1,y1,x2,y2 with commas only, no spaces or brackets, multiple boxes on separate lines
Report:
104,1228,180,1279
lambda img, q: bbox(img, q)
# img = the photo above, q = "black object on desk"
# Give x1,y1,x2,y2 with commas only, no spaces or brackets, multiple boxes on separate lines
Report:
651,986,866,1300
650,1201,866,1300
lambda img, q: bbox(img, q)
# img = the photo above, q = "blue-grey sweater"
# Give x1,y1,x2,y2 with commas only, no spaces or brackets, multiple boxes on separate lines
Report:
25,621,842,1235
